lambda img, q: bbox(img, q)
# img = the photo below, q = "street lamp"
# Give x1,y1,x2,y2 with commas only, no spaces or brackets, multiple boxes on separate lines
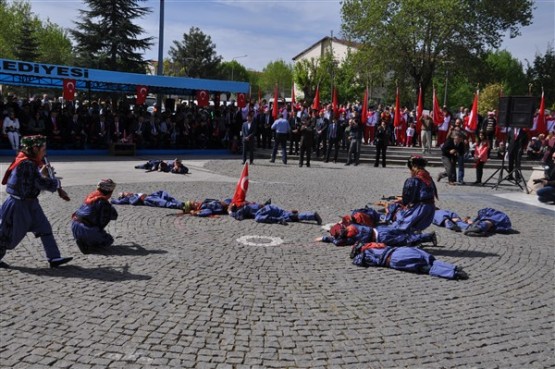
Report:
231,54,248,81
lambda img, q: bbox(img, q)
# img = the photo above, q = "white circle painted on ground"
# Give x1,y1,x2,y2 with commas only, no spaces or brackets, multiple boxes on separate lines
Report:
236,235,284,247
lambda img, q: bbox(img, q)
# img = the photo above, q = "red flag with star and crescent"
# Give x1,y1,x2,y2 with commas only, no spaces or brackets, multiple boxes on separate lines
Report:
136,85,148,105
468,90,479,131
237,93,246,108
312,85,320,111
432,88,444,126
272,84,279,119
63,79,76,101
197,90,209,107
393,87,401,127
231,162,249,207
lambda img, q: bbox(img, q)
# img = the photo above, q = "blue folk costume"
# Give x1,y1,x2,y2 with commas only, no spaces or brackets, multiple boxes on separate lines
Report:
134,159,163,171
111,191,184,209
229,202,264,220
71,179,118,254
322,223,436,247
0,136,72,267
391,168,438,232
433,209,469,232
464,208,512,236
352,245,465,280
186,199,231,217
254,204,321,225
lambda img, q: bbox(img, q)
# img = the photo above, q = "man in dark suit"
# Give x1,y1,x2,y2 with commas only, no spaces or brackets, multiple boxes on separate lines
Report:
324,118,340,163
506,126,527,179
242,110,256,164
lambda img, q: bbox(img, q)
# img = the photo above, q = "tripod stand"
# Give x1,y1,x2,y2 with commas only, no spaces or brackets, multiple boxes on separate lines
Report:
482,140,529,193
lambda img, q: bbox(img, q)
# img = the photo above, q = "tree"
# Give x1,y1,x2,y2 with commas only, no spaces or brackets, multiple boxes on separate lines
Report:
169,26,222,79
13,7,39,61
526,45,555,109
341,0,533,104
293,58,321,103
70,0,153,73
481,50,527,95
259,60,293,98
479,83,504,116
0,1,73,64
218,60,249,82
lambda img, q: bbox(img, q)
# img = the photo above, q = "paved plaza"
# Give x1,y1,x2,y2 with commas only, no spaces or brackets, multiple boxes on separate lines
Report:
0,156,553,369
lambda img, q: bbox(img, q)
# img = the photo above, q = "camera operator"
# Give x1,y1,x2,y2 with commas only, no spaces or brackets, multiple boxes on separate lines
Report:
438,133,465,185
534,147,555,204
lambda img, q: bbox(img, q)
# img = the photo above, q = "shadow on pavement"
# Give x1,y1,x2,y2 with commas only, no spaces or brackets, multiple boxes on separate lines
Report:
9,263,151,281
430,249,500,258
95,243,168,256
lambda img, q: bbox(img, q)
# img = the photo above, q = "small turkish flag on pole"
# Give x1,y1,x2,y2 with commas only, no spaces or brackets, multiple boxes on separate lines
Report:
537,90,547,135
468,90,479,131
312,85,320,110
393,87,401,127
136,85,148,105
196,90,209,107
361,86,368,124
237,93,246,108
432,88,444,126
231,162,249,207
63,79,76,101
272,84,279,119
332,87,338,119
416,85,423,131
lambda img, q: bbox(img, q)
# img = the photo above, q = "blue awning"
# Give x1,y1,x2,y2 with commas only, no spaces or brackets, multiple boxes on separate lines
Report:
0,58,249,95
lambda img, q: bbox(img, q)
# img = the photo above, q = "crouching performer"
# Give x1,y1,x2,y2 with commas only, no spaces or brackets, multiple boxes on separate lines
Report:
0,135,72,268
183,199,230,217
463,208,512,237
71,179,118,254
254,204,322,225
350,242,468,280
316,223,437,247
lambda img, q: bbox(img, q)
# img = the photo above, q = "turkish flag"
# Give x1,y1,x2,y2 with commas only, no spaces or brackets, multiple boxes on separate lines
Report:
312,85,320,110
432,88,444,125
272,84,279,119
537,91,547,135
416,85,423,131
361,87,368,124
468,90,479,131
332,87,338,119
393,87,401,127
63,79,76,101
291,85,296,110
136,85,148,105
237,93,246,108
231,162,249,207
197,90,209,107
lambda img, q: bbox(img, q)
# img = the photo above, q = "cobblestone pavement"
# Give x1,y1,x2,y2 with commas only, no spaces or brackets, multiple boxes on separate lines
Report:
1,157,553,369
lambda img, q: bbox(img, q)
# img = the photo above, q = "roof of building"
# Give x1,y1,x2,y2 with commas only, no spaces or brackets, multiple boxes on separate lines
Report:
292,36,361,61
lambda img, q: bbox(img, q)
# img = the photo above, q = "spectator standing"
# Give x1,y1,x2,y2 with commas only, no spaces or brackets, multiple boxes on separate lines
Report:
270,112,290,164
3,110,20,151
374,120,388,168
473,132,489,184
438,133,464,184
298,118,314,167
420,113,433,154
325,118,340,163
241,111,256,165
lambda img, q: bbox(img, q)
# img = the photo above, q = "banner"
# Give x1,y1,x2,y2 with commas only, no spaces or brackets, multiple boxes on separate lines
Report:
196,90,209,107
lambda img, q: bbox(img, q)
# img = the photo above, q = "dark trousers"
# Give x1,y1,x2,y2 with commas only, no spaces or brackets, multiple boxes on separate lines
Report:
347,139,360,164
325,138,340,162
242,139,254,164
299,144,312,166
315,134,327,157
271,133,288,163
374,143,387,167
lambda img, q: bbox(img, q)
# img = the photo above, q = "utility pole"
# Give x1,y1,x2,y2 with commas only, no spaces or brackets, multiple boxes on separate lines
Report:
156,0,165,111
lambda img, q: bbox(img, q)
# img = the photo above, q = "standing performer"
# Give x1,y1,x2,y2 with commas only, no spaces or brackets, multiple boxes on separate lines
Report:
0,135,72,268
71,179,118,254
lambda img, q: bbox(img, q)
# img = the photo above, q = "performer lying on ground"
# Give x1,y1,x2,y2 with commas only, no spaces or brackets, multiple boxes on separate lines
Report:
134,159,189,174
316,223,437,247
340,207,382,227
182,199,231,217
254,204,322,225
228,200,267,220
71,179,118,254
350,242,468,280
433,208,513,236
111,190,184,209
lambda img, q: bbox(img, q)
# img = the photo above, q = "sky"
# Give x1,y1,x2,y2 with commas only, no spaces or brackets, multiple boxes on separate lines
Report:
25,0,555,71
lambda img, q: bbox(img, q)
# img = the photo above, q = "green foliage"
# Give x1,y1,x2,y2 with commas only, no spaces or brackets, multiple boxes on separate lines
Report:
0,1,73,64
70,0,153,73
479,83,504,116
527,45,555,108
218,60,249,82
169,26,222,79
482,50,527,95
341,0,533,108
293,58,320,102
259,60,293,97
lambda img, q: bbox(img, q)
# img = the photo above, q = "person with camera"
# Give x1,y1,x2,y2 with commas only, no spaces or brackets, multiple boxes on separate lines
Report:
345,118,361,166
535,147,555,204
438,133,464,185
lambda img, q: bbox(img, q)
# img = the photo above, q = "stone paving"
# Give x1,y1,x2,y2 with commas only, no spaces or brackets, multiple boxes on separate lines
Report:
0,156,553,369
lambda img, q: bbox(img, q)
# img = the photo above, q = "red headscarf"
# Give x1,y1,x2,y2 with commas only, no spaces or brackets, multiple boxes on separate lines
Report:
1,152,43,185
84,190,112,205
413,169,439,199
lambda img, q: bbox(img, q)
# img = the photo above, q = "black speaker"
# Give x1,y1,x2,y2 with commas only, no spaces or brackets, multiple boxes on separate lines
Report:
498,96,536,128
165,98,175,113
